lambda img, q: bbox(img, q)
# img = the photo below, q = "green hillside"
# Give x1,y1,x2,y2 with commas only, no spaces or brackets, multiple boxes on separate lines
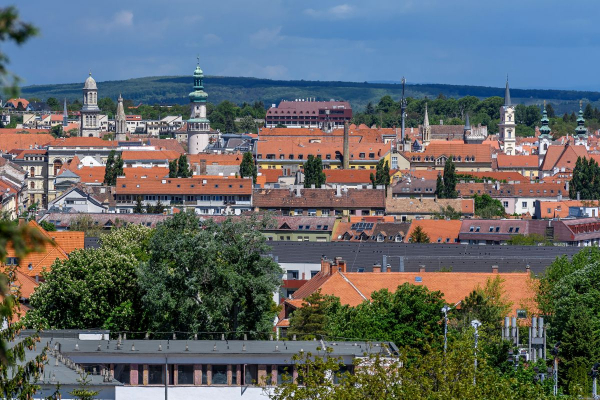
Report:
20,75,600,113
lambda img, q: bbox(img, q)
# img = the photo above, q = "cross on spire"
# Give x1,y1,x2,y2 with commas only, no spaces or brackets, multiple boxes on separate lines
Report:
197,55,200,65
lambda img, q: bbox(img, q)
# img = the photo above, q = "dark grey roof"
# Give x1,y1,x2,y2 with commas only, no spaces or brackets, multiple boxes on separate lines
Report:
265,242,582,274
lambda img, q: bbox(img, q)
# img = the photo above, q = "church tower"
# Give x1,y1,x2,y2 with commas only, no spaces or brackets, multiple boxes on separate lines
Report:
574,100,588,147
62,98,68,128
498,78,516,155
80,73,101,137
187,59,211,155
115,94,127,141
422,103,431,149
538,101,552,162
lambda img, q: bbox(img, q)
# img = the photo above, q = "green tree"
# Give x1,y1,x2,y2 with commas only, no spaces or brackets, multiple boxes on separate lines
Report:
39,220,56,231
69,215,103,237
507,233,552,246
168,159,178,178
327,283,445,352
153,199,165,214
239,114,255,133
442,157,457,198
370,159,390,189
239,152,257,184
103,150,116,185
25,225,152,332
409,225,430,243
50,124,63,138
570,156,600,200
433,205,461,220
435,174,445,198
133,196,144,213
473,193,505,218
546,103,555,118
138,212,283,337
46,97,59,110
70,372,99,400
303,155,326,188
176,154,192,178
287,290,341,340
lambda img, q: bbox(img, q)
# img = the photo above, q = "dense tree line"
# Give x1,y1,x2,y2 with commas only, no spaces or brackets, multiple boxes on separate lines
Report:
24,213,283,339
570,156,600,199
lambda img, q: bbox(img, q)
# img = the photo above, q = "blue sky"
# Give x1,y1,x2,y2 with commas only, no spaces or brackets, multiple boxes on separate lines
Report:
7,0,600,90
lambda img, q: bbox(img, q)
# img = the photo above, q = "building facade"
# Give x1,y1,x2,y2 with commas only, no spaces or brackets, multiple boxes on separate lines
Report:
265,100,352,129
80,73,102,138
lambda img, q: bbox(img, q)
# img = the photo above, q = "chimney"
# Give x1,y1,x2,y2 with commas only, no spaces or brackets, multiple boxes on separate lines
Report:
320,257,331,275
577,191,580,201
492,265,499,274
419,265,426,273
343,120,350,169
338,259,347,273
372,263,381,273
336,184,341,197
295,186,301,197
526,265,531,274
565,180,569,193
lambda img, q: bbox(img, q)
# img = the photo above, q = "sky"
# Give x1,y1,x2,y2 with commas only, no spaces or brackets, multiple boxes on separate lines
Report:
7,0,600,90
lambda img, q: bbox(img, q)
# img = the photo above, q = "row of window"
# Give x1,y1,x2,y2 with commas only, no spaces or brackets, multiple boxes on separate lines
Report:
411,155,477,162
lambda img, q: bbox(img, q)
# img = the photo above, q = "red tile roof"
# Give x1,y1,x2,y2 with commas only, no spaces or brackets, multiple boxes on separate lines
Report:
253,188,386,209
0,132,53,152
257,169,284,183
187,153,244,166
496,155,539,168
116,176,253,195
123,167,169,179
324,169,375,184
48,137,117,148
121,150,181,161
405,220,462,244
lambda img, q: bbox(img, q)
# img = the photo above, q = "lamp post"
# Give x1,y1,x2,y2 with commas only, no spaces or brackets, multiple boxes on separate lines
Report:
590,362,599,399
550,341,560,396
441,301,461,355
471,319,481,386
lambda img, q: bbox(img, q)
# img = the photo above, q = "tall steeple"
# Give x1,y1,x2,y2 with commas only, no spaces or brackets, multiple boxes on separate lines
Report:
115,94,127,141
539,101,551,138
62,98,68,127
575,100,588,137
504,76,511,106
79,72,101,137
187,57,211,155
422,103,431,148
498,76,516,155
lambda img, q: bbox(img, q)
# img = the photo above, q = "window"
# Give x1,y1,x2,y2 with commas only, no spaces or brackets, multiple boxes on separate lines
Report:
469,226,474,232
177,365,194,385
114,364,130,385
489,226,494,232
475,226,480,232
287,270,299,280
522,201,527,208
277,366,292,384
503,201,509,207
508,227,514,233
495,227,500,232
515,227,520,233
148,365,164,385
212,365,227,385
517,309,527,319
244,365,257,385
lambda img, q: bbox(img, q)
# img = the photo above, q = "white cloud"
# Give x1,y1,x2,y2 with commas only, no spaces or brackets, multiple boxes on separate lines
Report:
249,26,282,49
112,10,134,28
304,4,356,20
203,33,223,46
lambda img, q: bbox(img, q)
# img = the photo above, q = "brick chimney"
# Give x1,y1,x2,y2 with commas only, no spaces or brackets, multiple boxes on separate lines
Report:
343,120,350,169
372,263,381,273
336,257,347,273
419,265,426,273
320,257,332,275
492,265,499,274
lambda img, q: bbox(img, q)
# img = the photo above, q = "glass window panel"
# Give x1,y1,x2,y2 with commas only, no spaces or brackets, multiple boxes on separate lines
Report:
177,365,194,385
114,364,130,385
245,365,258,385
148,365,164,385
212,365,228,385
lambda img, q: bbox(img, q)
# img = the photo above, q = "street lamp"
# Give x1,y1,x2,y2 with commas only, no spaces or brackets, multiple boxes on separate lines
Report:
471,319,481,386
441,301,461,355
550,341,560,396
589,362,599,399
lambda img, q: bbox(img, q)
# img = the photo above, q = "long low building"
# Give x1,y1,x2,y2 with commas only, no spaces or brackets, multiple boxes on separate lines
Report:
23,330,395,400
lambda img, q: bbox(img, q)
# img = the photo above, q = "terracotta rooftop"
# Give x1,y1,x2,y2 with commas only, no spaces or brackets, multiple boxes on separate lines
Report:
257,169,284,183
253,187,386,209
116,176,253,195
187,153,244,166
48,137,117,148
456,182,566,198
324,169,376,184
496,155,539,168
0,132,53,152
121,150,181,161
539,144,588,172
122,167,169,179
405,219,462,244
386,197,474,216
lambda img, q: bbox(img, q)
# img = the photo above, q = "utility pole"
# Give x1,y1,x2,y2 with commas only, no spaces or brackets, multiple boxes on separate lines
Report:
590,362,599,399
471,319,481,386
441,301,461,355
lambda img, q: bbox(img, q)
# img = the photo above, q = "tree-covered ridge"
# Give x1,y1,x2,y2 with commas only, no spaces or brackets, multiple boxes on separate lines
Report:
20,75,600,115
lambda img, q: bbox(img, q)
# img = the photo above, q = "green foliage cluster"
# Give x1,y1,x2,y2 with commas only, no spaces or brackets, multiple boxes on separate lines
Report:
282,277,556,399
68,215,104,237
570,156,600,200
506,233,553,246
409,225,430,243
27,214,282,339
436,158,457,199
433,205,462,220
303,155,326,188
370,159,390,189
473,193,505,218
103,150,124,186
537,248,600,395
168,154,192,178
239,151,257,183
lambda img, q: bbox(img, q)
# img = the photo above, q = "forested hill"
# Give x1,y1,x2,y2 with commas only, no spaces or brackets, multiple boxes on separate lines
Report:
21,75,600,113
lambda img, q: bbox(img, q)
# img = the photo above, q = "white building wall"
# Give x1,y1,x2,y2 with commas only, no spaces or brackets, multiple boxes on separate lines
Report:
116,386,271,400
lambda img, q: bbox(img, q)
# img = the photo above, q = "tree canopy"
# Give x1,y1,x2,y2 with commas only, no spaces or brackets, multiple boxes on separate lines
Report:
239,151,257,183
303,155,326,188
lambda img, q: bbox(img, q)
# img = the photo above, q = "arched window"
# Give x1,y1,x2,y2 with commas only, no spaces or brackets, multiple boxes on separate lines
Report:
30,181,35,189
53,159,63,176
30,167,35,177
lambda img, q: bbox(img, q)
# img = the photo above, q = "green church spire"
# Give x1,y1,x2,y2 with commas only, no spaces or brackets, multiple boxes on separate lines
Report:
189,56,208,103
575,100,588,137
539,100,551,137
